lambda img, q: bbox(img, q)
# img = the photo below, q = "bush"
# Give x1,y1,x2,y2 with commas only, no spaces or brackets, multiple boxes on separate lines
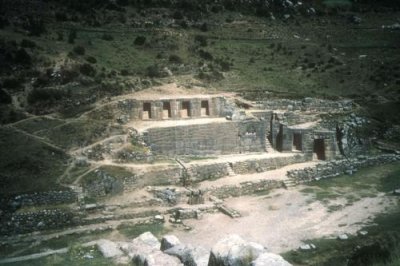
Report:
101,33,114,41
20,39,36,49
14,49,31,65
194,35,207,47
168,54,183,64
200,22,208,32
134,36,146,46
146,64,167,78
198,49,213,61
0,89,12,104
73,45,85,55
86,56,97,64
27,88,66,105
68,30,77,44
3,77,22,89
23,16,46,36
79,63,96,77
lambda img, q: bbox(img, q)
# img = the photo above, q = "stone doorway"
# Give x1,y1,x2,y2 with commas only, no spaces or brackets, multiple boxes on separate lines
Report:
293,133,302,151
143,102,152,120
181,101,191,118
163,101,171,119
275,125,283,152
201,100,210,116
313,139,325,160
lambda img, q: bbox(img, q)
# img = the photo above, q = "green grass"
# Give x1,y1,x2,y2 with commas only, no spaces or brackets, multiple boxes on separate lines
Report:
38,119,122,149
6,246,113,266
0,127,69,195
13,117,65,134
323,0,352,8
117,223,169,239
283,163,400,265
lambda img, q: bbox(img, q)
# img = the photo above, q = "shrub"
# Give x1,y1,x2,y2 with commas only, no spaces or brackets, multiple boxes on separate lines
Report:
79,63,96,77
168,54,183,64
73,45,85,55
194,35,207,47
200,22,208,32
23,16,46,36
101,33,114,41
14,49,31,65
146,64,167,78
198,49,213,61
134,36,146,45
172,11,184,20
20,39,36,49
68,29,77,44
86,56,97,64
3,77,22,89
27,88,66,105
0,89,12,104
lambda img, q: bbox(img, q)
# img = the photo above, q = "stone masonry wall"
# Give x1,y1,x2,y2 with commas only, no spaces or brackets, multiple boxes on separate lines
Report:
209,179,283,199
232,154,307,174
0,209,79,235
287,154,400,183
258,98,353,112
8,190,77,207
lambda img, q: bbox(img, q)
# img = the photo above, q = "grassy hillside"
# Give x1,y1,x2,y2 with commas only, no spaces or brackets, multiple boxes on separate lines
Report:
0,0,399,195
0,126,69,195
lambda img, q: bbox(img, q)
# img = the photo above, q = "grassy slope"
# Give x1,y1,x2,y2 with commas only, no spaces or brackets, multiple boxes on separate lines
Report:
0,126,69,195
283,163,400,266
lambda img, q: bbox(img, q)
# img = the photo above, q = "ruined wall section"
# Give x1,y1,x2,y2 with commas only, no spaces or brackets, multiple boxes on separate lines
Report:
259,98,353,112
143,120,265,156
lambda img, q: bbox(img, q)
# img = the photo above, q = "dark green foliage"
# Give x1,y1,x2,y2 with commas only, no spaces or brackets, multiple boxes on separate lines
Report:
200,22,208,32
14,48,31,65
73,45,85,55
172,10,184,20
20,39,36,49
86,56,97,64
3,77,22,90
134,35,146,45
101,33,114,41
168,54,183,64
79,63,96,77
198,49,213,60
27,88,67,105
23,16,46,36
146,64,166,78
68,29,77,44
194,35,207,47
0,89,11,104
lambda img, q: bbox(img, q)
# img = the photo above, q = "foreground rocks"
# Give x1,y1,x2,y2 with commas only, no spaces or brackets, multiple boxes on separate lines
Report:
96,232,291,266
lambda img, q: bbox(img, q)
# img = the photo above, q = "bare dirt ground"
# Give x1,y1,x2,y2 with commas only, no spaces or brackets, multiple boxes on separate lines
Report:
170,187,398,254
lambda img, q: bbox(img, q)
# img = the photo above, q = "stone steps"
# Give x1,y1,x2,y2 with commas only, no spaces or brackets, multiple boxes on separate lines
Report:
282,179,297,189
225,163,236,176
218,204,241,219
265,135,275,153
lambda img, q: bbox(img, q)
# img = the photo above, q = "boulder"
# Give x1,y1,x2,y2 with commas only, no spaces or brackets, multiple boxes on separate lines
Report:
126,232,182,266
96,239,124,258
161,235,182,251
164,244,209,266
208,235,265,266
251,252,292,266
132,250,183,266
133,231,161,250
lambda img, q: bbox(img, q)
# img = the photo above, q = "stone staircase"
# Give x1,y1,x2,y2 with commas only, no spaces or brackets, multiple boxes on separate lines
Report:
265,135,275,153
69,185,85,204
225,163,236,176
218,204,241,218
282,178,297,189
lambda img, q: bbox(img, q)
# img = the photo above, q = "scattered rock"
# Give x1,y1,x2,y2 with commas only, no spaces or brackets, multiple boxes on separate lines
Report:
164,244,209,266
97,239,124,258
251,252,292,266
338,234,349,240
394,189,400,195
208,234,265,266
161,235,182,251
358,231,368,236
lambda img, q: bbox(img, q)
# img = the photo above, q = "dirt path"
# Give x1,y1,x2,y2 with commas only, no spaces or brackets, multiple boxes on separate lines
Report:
170,188,397,253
